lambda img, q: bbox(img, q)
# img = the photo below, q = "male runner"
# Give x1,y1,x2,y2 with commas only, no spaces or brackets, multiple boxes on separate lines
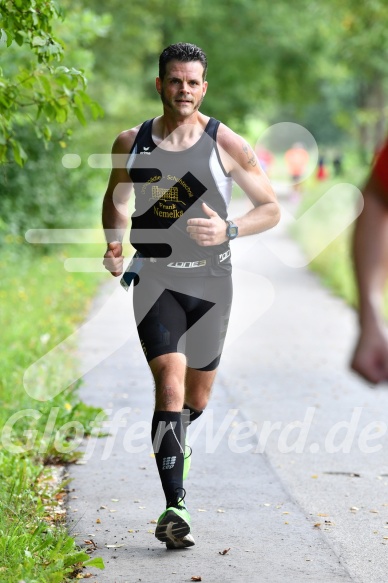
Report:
351,140,388,384
102,43,280,549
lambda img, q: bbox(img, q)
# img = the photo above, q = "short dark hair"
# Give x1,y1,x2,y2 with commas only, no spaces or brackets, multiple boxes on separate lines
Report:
159,43,208,80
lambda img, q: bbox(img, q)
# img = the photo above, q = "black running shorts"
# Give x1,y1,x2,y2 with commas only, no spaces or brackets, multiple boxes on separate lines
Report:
133,264,233,371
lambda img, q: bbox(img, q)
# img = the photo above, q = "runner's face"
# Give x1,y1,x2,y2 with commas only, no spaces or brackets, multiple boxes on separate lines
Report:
156,60,207,117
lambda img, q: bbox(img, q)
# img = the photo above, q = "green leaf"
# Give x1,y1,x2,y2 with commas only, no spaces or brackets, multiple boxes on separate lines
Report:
0,145,6,163
32,36,46,47
42,125,52,141
0,29,6,47
90,100,104,119
84,557,105,570
73,106,87,126
15,32,25,46
11,140,28,166
39,74,52,95
55,107,67,124
63,551,89,569
55,66,70,74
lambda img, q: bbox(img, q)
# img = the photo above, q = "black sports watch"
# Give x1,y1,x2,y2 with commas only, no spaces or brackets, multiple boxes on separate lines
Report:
225,220,238,240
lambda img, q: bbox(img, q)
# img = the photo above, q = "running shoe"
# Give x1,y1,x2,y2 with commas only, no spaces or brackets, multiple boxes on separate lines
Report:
155,489,194,547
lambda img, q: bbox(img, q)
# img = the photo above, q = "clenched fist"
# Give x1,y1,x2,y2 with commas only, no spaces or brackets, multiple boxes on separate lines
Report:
103,241,124,276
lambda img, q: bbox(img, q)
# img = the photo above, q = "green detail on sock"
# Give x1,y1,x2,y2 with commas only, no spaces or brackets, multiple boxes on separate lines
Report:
183,436,191,481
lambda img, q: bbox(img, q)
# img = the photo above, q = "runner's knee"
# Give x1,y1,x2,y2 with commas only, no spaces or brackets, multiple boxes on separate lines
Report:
154,374,185,410
184,395,209,412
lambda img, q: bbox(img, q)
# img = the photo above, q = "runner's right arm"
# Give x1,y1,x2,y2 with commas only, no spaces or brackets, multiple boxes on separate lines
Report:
102,128,138,276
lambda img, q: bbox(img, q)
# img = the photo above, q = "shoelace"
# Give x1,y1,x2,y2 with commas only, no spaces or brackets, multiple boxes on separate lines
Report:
167,486,187,509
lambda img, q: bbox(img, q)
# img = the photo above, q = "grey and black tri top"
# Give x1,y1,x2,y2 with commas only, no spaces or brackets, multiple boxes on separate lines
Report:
126,117,233,275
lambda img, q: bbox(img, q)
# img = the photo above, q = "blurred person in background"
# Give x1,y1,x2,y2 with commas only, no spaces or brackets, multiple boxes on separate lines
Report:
255,145,274,176
316,154,328,181
284,141,309,200
332,152,343,177
351,140,388,384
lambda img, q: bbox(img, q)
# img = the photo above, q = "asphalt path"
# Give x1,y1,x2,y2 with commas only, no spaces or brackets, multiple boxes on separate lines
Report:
67,192,388,583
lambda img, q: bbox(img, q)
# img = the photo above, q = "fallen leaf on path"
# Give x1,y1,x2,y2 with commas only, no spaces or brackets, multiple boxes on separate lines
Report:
350,507,359,512
314,523,321,528
111,499,119,502
217,509,225,513
317,513,329,517
219,548,231,555
311,474,318,479
100,505,107,509
105,544,124,548
191,577,202,582
197,509,207,512
150,519,157,524
96,518,101,524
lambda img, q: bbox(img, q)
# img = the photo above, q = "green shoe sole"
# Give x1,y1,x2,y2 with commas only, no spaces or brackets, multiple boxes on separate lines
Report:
155,508,191,543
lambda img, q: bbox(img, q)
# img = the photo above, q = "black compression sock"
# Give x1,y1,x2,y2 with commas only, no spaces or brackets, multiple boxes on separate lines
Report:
182,403,203,433
151,411,185,506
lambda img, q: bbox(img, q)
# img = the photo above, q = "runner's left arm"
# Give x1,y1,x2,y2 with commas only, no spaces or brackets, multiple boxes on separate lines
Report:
186,125,280,246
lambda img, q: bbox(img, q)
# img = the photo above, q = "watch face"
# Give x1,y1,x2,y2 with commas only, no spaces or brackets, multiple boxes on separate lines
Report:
227,222,238,239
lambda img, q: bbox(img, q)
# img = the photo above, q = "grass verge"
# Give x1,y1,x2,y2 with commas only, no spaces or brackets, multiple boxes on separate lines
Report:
290,163,388,317
0,237,111,582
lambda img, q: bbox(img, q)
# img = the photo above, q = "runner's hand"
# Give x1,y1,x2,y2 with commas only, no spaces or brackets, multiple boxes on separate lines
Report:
186,202,228,246
103,241,124,276
350,324,388,384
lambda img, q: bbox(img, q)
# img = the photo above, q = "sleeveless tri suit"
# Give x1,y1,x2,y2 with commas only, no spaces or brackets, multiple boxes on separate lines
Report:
126,117,234,370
